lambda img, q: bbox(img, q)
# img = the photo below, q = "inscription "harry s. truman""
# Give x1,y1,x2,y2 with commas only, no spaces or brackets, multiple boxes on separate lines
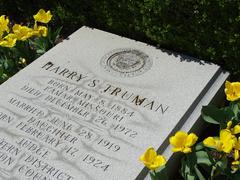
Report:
42,61,87,83
41,61,170,115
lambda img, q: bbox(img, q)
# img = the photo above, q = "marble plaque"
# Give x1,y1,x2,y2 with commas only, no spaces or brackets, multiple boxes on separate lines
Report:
0,27,228,180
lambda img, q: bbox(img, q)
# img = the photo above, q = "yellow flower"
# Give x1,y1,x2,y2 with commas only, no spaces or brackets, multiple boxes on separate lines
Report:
232,161,240,171
0,33,17,48
12,24,34,41
220,129,236,153
232,161,240,165
0,15,9,36
139,147,166,170
203,137,223,151
233,125,240,134
227,121,240,135
169,131,198,153
203,129,237,153
233,138,240,160
33,9,52,24
231,138,240,171
234,149,240,161
34,25,48,37
225,81,240,101
231,160,240,171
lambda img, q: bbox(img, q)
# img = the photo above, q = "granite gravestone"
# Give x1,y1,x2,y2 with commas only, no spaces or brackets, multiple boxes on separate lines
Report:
0,27,228,180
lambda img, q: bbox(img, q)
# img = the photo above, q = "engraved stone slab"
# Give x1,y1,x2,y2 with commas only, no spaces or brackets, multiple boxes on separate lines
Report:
0,27,228,180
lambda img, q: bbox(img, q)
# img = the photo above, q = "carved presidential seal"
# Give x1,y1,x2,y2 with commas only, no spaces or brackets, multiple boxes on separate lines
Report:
100,48,152,78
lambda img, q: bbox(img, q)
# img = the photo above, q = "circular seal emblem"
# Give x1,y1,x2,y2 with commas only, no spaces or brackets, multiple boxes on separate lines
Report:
101,48,152,78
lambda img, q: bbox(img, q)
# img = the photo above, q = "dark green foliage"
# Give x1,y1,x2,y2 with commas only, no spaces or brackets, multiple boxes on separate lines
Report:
0,0,240,80
0,27,61,83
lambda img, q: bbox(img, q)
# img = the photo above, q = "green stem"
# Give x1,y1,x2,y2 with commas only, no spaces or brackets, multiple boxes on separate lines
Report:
186,154,193,172
150,170,158,180
210,166,216,180
153,170,157,176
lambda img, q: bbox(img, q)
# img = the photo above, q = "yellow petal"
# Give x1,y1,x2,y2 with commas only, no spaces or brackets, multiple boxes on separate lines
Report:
13,24,34,41
185,133,198,147
169,131,188,149
170,131,197,153
232,82,240,94
235,138,240,150
139,147,157,164
172,147,184,153
234,150,239,161
220,129,236,153
33,9,52,24
220,129,232,141
148,155,166,170
225,81,240,101
203,137,217,148
225,81,233,101
215,139,224,152
183,147,192,153
0,33,17,48
231,160,240,171
227,121,232,129
232,125,240,134
0,15,9,33
225,81,231,90
232,160,240,165
33,25,48,37
139,147,166,170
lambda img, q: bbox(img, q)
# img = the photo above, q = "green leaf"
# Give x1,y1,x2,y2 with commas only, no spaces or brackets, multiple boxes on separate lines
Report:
186,174,196,180
0,65,3,76
194,142,205,151
195,151,212,166
181,156,197,180
149,172,159,180
194,165,206,180
215,157,228,171
181,157,190,179
3,60,9,69
51,26,62,43
36,49,46,54
201,105,226,125
228,102,240,119
155,166,168,180
150,172,156,180
223,106,235,120
0,73,8,83
232,103,239,116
